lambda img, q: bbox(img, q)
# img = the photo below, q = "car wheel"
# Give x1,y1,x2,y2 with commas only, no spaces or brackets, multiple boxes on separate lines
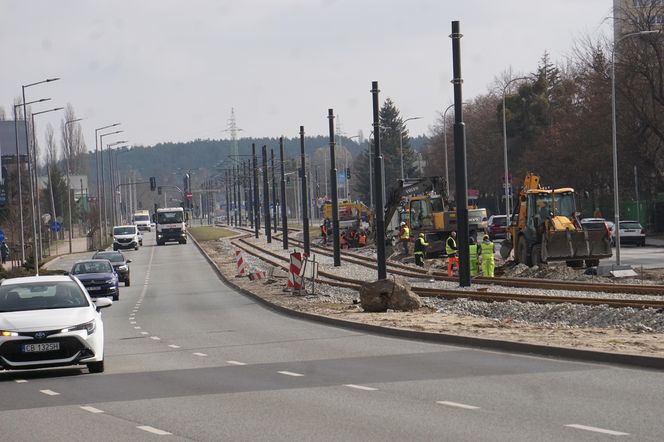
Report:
113,246,118,251
87,359,104,373
134,246,139,250
125,278,130,287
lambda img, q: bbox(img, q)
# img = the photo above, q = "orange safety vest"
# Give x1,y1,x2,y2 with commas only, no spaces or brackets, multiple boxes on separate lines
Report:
358,234,366,246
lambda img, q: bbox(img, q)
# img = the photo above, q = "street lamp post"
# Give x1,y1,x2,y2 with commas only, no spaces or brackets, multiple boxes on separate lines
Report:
399,117,422,181
105,140,127,230
13,98,50,263
21,77,59,272
31,107,64,263
95,123,120,247
611,30,658,266
63,117,83,253
502,76,529,218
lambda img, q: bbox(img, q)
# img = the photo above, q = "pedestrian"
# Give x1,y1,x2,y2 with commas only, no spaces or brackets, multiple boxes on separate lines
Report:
0,241,8,265
349,229,358,248
445,230,458,276
414,233,429,267
399,221,410,255
320,222,328,245
468,236,478,277
480,234,495,277
340,231,348,249
358,230,367,247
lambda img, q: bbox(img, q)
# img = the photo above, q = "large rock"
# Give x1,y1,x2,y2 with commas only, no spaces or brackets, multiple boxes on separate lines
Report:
359,277,422,312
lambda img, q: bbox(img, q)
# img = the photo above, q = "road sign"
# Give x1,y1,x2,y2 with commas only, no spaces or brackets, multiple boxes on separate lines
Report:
186,191,193,200
0,229,5,242
50,221,61,233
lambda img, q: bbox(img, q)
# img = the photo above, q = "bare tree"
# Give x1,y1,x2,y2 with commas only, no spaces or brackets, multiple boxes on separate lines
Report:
45,123,57,167
59,104,87,174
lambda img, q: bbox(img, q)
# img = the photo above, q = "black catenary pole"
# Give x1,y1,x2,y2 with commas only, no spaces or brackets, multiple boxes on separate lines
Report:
246,160,253,229
233,165,239,226
236,165,242,226
225,170,230,226
371,82,387,280
262,145,272,243
451,21,470,287
279,136,288,249
300,126,310,256
328,110,340,266
252,143,259,238
271,148,277,233
244,160,249,227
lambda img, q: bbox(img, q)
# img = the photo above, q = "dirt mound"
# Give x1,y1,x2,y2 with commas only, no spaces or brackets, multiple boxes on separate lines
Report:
501,262,585,281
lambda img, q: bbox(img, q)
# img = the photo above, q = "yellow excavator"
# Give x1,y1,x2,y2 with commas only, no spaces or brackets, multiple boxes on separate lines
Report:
499,174,612,267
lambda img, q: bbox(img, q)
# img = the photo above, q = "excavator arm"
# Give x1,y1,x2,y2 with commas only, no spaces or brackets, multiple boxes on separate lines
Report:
383,177,447,227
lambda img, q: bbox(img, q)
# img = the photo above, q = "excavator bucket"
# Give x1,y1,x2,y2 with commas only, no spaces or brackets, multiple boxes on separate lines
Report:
542,229,612,262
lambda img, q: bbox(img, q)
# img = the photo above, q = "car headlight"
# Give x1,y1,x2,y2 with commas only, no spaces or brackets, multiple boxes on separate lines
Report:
1,330,18,337
118,265,128,271
104,279,115,285
62,320,96,335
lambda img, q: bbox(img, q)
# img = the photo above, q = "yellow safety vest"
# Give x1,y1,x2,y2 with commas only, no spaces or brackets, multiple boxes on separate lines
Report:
481,241,494,258
469,244,478,262
445,236,457,255
400,226,410,240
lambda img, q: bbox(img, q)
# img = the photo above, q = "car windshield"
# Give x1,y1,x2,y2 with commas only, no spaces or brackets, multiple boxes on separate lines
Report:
94,253,124,263
72,261,113,274
0,281,89,312
158,211,183,223
491,216,507,226
582,221,606,229
621,221,642,229
134,215,150,222
114,227,136,235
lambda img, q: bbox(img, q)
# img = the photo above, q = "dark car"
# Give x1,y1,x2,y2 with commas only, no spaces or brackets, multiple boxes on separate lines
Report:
70,259,119,301
487,215,508,240
92,251,132,286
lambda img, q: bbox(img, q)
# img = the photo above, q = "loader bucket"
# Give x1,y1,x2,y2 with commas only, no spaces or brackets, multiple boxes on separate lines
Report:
499,238,513,260
542,229,612,262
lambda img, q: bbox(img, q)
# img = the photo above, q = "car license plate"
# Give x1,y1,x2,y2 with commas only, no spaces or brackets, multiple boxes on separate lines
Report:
22,342,60,353
625,229,635,232
87,286,101,291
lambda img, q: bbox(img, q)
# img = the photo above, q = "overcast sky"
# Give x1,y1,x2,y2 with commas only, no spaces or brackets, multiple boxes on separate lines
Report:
0,0,613,149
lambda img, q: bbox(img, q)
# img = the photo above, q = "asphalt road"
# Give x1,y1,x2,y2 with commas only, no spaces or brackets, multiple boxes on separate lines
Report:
2,233,663,441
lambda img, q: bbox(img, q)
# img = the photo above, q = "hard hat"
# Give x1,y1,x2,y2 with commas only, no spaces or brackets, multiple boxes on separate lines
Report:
483,234,489,241
419,233,424,238
400,221,406,226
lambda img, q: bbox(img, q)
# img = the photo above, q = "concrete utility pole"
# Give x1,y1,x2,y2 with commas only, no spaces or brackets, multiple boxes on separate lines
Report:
300,126,310,256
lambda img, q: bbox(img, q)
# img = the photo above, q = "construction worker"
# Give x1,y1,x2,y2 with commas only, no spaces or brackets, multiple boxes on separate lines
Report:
320,222,328,245
399,221,410,255
468,236,478,277
358,230,367,247
349,229,358,248
340,231,349,249
414,233,429,267
480,234,495,277
446,230,458,276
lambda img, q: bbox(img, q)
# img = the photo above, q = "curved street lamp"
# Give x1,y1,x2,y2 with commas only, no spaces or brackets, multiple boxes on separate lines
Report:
64,117,83,254
611,30,659,265
99,130,123,238
502,76,529,218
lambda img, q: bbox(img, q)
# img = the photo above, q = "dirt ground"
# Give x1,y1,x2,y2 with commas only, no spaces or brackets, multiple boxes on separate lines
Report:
201,240,664,359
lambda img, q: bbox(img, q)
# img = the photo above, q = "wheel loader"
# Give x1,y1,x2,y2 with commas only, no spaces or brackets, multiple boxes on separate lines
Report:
499,174,612,267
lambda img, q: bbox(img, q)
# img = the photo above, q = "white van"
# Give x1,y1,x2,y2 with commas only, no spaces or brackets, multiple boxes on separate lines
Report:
113,225,140,251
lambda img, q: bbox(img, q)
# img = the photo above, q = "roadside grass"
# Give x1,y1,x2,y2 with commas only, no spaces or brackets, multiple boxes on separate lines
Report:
190,226,235,242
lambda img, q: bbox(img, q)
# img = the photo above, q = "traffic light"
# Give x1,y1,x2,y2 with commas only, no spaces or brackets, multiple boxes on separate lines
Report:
346,168,351,179
150,176,156,191
158,186,162,195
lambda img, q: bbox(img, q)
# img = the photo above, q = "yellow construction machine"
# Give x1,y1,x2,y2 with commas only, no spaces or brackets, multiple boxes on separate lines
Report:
499,174,612,267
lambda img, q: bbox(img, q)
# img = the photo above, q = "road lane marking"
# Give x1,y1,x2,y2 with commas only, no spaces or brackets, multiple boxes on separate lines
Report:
150,336,161,340
436,401,480,410
130,321,137,324
226,360,247,366
134,326,141,329
344,384,378,391
80,406,104,413
278,371,304,377
40,390,60,396
565,424,629,436
137,426,172,436
15,379,27,383
141,332,149,335
168,344,180,349
193,352,208,357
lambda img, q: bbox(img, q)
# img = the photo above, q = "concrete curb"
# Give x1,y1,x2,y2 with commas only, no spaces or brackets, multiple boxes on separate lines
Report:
189,232,664,371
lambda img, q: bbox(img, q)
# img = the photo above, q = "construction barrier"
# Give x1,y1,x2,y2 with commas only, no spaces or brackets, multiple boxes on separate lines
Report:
235,250,247,276
288,251,303,290
248,271,267,281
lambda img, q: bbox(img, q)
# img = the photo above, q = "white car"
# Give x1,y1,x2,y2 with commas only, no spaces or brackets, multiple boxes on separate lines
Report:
0,275,112,373
612,220,646,247
112,225,140,251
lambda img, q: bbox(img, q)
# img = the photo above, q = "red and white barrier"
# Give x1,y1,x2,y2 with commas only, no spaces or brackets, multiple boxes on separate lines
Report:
287,251,302,289
248,271,267,281
235,250,247,276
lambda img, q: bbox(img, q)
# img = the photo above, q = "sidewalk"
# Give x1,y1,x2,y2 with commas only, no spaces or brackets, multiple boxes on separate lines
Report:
2,235,90,272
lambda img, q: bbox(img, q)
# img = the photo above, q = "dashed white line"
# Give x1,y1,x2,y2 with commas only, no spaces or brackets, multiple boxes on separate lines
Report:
140,332,149,335
80,406,104,414
168,344,181,349
565,424,629,436
278,371,304,377
134,326,141,329
436,401,480,410
130,321,136,325
344,384,378,391
137,425,172,436
40,389,60,396
15,379,27,383
226,360,247,366
150,336,161,341
193,352,208,357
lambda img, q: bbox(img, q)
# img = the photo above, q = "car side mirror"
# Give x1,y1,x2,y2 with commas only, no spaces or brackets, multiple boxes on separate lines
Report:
63,271,69,276
93,297,112,310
